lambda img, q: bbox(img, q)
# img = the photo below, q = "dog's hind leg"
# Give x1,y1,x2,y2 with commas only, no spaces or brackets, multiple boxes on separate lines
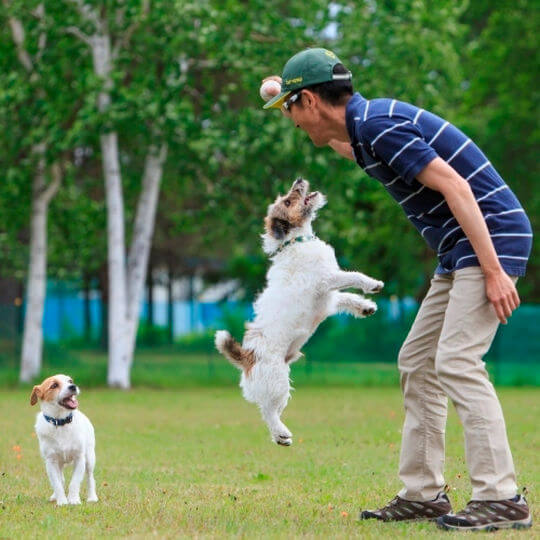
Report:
332,292,377,318
86,446,98,502
254,364,293,446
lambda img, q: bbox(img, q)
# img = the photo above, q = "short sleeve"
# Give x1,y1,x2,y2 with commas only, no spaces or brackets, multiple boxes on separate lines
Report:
360,117,438,184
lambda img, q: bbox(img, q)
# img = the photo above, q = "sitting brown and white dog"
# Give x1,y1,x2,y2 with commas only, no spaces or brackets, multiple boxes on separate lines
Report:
30,374,98,505
215,178,383,445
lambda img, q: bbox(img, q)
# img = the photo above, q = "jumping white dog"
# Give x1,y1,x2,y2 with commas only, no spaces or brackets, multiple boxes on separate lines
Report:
215,178,383,445
30,374,98,505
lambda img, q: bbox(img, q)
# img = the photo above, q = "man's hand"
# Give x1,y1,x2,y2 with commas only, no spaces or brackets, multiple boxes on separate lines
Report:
485,270,520,325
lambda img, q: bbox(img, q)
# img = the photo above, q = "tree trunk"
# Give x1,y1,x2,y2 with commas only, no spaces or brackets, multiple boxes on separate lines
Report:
147,262,154,326
20,146,60,382
101,132,130,388
125,144,167,363
167,267,174,344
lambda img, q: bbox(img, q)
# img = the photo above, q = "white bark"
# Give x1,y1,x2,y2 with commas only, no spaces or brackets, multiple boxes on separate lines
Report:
8,2,59,382
70,2,166,388
20,148,61,382
125,143,168,362
73,11,130,387
101,132,130,388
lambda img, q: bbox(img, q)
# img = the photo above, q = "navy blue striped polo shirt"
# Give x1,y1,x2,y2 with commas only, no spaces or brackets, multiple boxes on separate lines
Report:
345,93,533,276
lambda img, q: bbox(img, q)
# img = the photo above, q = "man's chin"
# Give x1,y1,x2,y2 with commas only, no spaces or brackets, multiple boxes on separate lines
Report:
310,137,327,148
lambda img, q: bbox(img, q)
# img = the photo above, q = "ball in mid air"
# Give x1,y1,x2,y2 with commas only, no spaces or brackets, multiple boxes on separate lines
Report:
259,80,281,101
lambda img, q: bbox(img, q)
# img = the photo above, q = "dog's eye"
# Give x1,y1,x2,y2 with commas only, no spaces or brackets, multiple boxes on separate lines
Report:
50,383,58,389
284,200,291,207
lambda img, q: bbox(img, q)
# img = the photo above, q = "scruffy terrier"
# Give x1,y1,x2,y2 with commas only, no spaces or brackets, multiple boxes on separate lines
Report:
215,178,383,445
31,374,98,505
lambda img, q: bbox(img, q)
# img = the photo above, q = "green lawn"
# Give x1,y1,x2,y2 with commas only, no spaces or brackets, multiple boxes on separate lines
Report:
0,386,537,538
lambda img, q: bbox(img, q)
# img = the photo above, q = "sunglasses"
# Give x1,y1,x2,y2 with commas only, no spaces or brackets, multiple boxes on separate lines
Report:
283,91,302,111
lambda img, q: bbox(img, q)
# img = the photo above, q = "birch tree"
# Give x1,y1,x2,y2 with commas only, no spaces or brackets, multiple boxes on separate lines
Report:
2,1,65,382
65,0,175,387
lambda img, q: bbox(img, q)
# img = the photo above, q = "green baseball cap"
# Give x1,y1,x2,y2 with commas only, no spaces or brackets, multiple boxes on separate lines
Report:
263,48,351,110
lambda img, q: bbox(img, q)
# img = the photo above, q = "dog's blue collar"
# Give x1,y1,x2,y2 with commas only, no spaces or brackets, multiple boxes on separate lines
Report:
271,235,317,256
43,413,73,426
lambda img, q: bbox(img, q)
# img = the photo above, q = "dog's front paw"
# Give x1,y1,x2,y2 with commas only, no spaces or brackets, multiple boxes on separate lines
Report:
365,279,384,294
56,496,68,506
360,299,377,317
67,495,81,505
87,494,99,503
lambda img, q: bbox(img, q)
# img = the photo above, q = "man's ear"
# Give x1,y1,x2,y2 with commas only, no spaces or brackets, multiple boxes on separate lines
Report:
271,218,290,240
30,385,41,406
301,89,317,110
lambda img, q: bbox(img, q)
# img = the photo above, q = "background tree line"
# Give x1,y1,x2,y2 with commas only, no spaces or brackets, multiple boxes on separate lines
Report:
0,0,537,386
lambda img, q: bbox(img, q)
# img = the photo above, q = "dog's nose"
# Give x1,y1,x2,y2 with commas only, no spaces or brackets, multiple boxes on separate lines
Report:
68,384,77,392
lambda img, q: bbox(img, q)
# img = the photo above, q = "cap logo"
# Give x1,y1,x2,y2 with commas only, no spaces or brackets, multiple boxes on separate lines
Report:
285,76,303,84
324,50,336,58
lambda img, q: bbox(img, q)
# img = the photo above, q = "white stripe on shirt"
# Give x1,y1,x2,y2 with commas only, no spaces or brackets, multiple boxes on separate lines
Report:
428,121,449,145
484,208,525,220
363,101,370,121
389,99,396,117
477,184,508,202
437,225,461,252
399,184,426,206
384,175,401,187
371,120,411,149
447,139,471,164
365,161,382,171
413,109,423,124
466,161,491,180
389,137,421,166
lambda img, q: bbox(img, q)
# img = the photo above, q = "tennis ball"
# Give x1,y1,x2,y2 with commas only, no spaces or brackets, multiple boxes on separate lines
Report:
259,80,281,101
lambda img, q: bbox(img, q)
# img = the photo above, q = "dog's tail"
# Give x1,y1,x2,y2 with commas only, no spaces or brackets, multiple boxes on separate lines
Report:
215,330,255,372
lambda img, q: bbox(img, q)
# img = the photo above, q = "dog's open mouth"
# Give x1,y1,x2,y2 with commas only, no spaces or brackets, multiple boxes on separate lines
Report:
304,192,318,205
61,395,78,409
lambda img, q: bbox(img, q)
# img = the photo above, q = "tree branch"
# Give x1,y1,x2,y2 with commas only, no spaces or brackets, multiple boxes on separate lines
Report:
68,0,103,34
34,3,47,65
3,0,34,73
111,0,150,60
42,161,62,204
65,25,92,47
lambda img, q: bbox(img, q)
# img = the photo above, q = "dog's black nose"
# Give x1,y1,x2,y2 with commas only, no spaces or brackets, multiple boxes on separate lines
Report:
68,384,77,392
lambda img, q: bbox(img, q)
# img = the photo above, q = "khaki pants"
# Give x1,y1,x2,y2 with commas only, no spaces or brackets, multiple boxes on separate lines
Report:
397,267,517,502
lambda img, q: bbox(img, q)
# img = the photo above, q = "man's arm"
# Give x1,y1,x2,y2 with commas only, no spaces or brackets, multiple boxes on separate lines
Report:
416,157,520,324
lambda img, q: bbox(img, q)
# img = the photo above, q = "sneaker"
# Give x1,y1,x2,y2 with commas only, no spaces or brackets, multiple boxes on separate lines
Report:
360,492,452,522
436,494,532,531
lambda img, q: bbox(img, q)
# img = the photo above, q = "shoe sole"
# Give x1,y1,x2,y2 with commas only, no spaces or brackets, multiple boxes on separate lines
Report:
436,515,532,532
360,513,449,523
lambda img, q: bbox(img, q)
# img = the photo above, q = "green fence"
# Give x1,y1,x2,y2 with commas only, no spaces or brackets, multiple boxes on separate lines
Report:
0,302,538,386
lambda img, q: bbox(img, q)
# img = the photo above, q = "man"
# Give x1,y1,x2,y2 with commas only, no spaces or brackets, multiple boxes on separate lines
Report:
263,48,532,532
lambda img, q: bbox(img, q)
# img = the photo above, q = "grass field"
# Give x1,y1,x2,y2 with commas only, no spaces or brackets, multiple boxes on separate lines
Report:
0,385,537,538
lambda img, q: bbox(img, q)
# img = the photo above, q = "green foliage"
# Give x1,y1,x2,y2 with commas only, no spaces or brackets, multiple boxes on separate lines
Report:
0,1,537,301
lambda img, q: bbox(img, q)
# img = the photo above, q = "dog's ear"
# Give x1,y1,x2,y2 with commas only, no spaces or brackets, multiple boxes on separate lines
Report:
271,218,290,239
30,385,41,406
